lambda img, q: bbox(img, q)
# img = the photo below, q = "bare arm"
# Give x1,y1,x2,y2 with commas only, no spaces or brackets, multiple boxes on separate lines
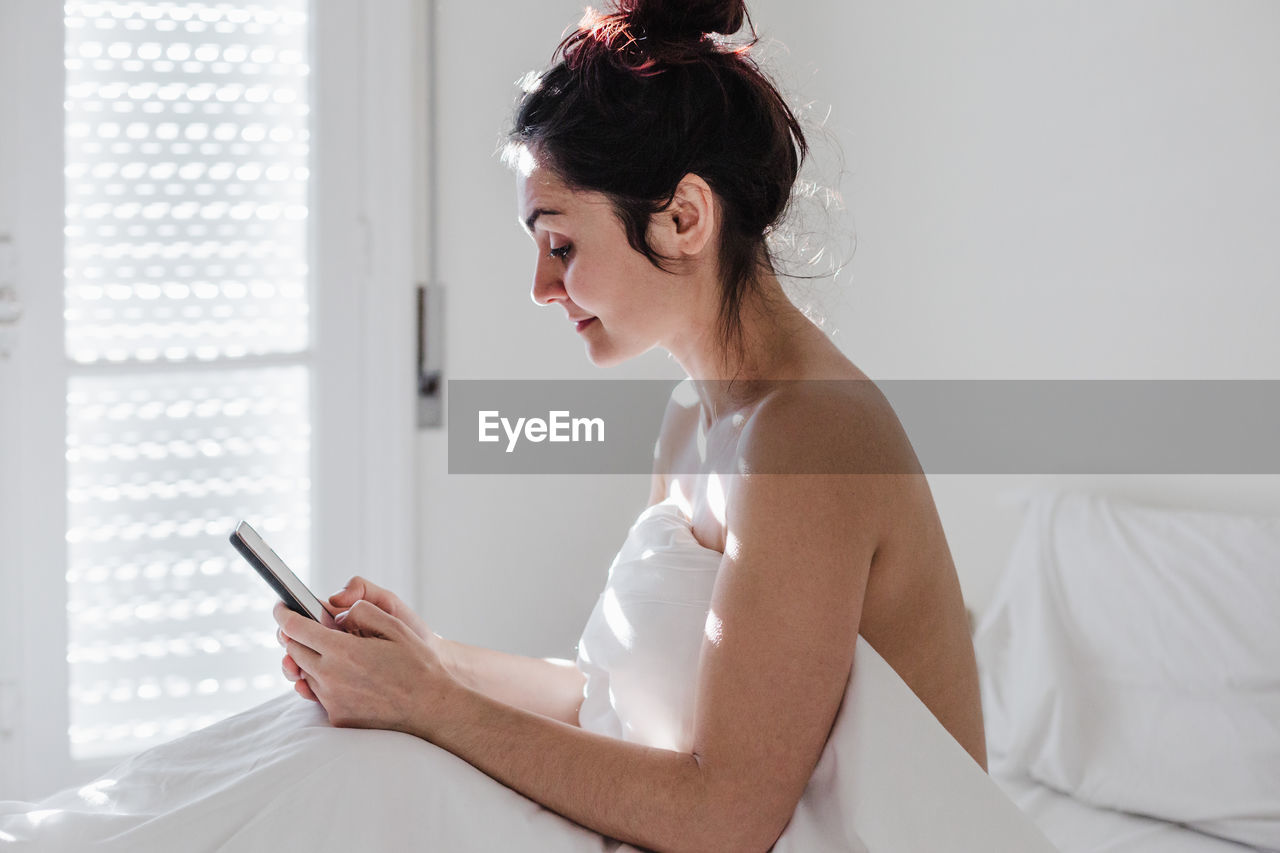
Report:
442,639,586,728
414,685,713,852
286,577,586,727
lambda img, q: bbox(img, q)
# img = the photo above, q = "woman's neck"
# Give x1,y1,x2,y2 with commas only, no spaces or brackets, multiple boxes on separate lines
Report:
668,273,828,429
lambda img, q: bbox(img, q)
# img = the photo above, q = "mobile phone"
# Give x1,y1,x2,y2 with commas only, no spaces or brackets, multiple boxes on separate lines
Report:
230,521,336,628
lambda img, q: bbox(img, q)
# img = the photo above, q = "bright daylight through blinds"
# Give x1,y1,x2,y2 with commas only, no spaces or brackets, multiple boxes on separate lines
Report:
64,1,312,760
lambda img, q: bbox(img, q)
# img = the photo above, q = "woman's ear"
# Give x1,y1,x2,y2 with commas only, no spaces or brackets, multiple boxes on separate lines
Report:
650,173,716,260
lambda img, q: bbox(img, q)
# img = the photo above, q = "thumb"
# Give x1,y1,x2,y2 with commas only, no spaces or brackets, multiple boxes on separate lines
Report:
336,599,400,639
328,577,366,608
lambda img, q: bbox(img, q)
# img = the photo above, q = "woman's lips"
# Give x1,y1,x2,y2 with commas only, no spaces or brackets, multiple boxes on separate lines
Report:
575,317,596,332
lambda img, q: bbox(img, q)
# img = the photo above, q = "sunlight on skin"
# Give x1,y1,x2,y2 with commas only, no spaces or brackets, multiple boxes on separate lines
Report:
545,658,578,672
602,586,636,650
513,145,537,179
669,479,694,520
705,472,726,527
704,607,724,647
77,777,118,807
724,529,742,562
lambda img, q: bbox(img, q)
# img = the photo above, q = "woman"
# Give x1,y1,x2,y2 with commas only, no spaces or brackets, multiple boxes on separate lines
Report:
274,0,986,850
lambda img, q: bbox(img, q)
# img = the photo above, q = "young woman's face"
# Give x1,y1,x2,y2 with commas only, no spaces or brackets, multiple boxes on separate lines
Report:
516,165,687,367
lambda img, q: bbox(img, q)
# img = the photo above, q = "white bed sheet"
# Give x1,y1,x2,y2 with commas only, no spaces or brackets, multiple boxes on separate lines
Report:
0,692,613,853
992,772,1264,853
0,642,1061,852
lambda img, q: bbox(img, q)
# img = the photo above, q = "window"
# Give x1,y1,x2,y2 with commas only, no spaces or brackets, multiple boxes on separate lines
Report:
62,0,315,761
0,0,419,799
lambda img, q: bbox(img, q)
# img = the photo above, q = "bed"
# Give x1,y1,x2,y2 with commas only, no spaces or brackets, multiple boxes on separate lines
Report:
974,489,1280,853
3,487,1275,851
992,771,1261,853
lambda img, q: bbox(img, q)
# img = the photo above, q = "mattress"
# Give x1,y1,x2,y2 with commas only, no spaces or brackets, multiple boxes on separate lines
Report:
992,772,1264,853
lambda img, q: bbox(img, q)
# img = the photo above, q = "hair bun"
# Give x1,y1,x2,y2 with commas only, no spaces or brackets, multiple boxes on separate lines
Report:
619,0,746,41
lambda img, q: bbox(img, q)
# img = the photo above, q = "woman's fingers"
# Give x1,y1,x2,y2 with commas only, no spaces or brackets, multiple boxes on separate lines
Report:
281,653,303,681
329,576,378,608
273,602,338,654
323,576,435,643
334,599,402,640
294,677,318,702
329,575,403,615
282,653,320,702
285,636,321,672
284,654,319,699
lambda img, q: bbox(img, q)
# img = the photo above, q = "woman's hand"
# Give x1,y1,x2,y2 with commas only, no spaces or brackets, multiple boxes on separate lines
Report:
327,575,428,640
273,598,459,737
276,575,460,703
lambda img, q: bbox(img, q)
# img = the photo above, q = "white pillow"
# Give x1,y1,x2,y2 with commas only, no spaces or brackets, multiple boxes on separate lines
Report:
975,489,1280,851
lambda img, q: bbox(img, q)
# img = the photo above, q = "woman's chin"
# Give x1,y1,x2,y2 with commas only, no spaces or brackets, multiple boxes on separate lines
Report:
586,337,666,369
585,349,623,368
581,328,659,368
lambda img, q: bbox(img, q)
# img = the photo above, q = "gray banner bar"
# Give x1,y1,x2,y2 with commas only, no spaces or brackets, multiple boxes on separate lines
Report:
446,379,1280,474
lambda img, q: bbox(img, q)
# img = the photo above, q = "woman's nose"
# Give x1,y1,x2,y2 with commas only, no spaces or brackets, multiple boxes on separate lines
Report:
530,256,565,306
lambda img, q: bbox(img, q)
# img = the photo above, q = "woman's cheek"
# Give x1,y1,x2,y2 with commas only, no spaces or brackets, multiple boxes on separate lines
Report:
565,277,592,312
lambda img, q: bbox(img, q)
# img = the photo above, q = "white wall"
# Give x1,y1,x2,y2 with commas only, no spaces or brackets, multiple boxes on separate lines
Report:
417,0,1280,654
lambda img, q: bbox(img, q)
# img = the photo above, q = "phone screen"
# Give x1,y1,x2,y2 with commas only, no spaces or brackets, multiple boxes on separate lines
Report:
230,521,334,627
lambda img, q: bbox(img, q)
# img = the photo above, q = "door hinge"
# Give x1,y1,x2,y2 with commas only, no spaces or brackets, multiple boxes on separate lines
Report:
417,282,444,428
0,235,20,361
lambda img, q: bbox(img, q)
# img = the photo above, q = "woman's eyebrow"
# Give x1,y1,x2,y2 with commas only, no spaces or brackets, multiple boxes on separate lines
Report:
522,208,563,234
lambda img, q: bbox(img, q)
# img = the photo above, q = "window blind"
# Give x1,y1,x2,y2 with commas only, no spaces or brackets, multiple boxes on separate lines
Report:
63,0,312,760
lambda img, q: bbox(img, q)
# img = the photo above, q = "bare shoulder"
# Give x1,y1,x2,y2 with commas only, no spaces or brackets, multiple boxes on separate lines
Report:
721,377,920,576
736,377,922,477
720,378,927,572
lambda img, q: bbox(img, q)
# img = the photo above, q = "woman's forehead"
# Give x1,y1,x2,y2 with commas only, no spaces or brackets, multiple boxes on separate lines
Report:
516,170,570,234
516,167,610,230
517,166,571,211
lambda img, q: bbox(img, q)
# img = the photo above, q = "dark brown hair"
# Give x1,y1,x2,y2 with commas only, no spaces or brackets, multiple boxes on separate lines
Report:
506,0,808,369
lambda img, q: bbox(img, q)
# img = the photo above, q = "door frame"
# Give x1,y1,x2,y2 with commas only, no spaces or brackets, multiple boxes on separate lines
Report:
0,0,73,801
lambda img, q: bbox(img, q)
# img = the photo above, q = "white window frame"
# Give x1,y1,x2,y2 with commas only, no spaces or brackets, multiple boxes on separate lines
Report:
0,0,420,800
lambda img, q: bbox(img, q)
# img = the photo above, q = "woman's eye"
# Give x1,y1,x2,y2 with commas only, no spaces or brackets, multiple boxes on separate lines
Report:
547,244,571,261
